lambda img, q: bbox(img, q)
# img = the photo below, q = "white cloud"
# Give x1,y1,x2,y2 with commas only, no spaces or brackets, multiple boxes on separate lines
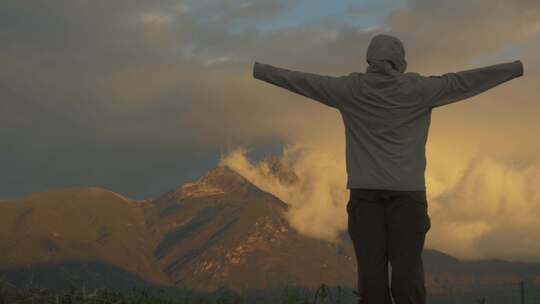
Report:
140,11,173,25
204,56,232,66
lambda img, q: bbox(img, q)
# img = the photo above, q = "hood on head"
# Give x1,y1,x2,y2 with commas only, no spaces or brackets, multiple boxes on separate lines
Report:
366,34,407,76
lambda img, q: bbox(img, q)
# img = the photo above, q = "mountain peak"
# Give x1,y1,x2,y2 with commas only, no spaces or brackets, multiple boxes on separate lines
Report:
168,164,259,202
199,164,251,187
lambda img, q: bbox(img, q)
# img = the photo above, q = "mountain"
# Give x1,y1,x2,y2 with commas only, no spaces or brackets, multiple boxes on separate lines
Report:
0,186,169,290
1,163,540,297
145,164,356,292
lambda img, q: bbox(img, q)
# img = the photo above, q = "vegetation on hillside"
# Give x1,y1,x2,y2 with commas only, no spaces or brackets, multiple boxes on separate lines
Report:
0,278,348,304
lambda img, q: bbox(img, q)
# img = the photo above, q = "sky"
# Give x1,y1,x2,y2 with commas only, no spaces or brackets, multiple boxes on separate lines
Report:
1,0,540,263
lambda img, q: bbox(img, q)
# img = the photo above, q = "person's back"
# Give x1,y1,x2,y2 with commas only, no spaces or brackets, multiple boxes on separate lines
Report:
253,33,524,191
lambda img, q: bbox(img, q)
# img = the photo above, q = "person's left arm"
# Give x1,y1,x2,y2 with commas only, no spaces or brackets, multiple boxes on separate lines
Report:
253,61,350,109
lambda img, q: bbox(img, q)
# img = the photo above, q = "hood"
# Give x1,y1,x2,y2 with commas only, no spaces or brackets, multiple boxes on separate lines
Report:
366,34,407,76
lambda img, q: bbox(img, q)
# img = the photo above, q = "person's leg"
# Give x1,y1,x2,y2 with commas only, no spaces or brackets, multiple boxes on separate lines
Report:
348,189,392,304
385,191,431,304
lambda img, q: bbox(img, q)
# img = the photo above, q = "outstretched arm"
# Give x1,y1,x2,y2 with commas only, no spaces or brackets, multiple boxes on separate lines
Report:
252,61,350,109
418,60,524,109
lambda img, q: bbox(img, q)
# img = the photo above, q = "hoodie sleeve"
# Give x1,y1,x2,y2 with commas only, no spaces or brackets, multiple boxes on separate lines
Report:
418,60,523,109
253,61,349,109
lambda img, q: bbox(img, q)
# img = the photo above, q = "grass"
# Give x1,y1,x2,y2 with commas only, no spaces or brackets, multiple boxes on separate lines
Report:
0,278,351,304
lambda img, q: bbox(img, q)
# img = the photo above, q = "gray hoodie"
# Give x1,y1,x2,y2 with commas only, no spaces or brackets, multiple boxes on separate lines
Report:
252,34,524,191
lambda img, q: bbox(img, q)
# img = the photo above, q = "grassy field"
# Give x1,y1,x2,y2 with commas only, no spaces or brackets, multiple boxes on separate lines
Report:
0,278,351,304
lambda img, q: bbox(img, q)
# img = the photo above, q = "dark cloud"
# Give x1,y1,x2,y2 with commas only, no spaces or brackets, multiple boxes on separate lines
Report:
0,0,298,199
387,0,540,73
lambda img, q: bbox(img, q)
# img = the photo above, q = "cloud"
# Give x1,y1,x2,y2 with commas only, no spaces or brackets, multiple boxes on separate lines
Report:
387,0,540,72
428,155,540,262
219,144,349,242
220,145,540,263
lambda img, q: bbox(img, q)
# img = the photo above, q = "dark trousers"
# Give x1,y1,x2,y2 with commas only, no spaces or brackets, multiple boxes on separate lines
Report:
347,188,431,304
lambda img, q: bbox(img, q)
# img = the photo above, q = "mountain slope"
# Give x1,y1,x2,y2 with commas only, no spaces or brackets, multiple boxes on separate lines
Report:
146,165,357,292
0,186,168,287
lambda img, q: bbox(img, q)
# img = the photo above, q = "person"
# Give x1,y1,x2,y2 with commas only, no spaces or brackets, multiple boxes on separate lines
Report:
252,33,524,304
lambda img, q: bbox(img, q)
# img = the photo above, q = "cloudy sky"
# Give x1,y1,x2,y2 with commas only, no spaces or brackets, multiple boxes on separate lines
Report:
2,0,540,262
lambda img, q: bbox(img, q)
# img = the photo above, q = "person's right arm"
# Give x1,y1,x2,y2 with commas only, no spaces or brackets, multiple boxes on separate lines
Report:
418,60,524,109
